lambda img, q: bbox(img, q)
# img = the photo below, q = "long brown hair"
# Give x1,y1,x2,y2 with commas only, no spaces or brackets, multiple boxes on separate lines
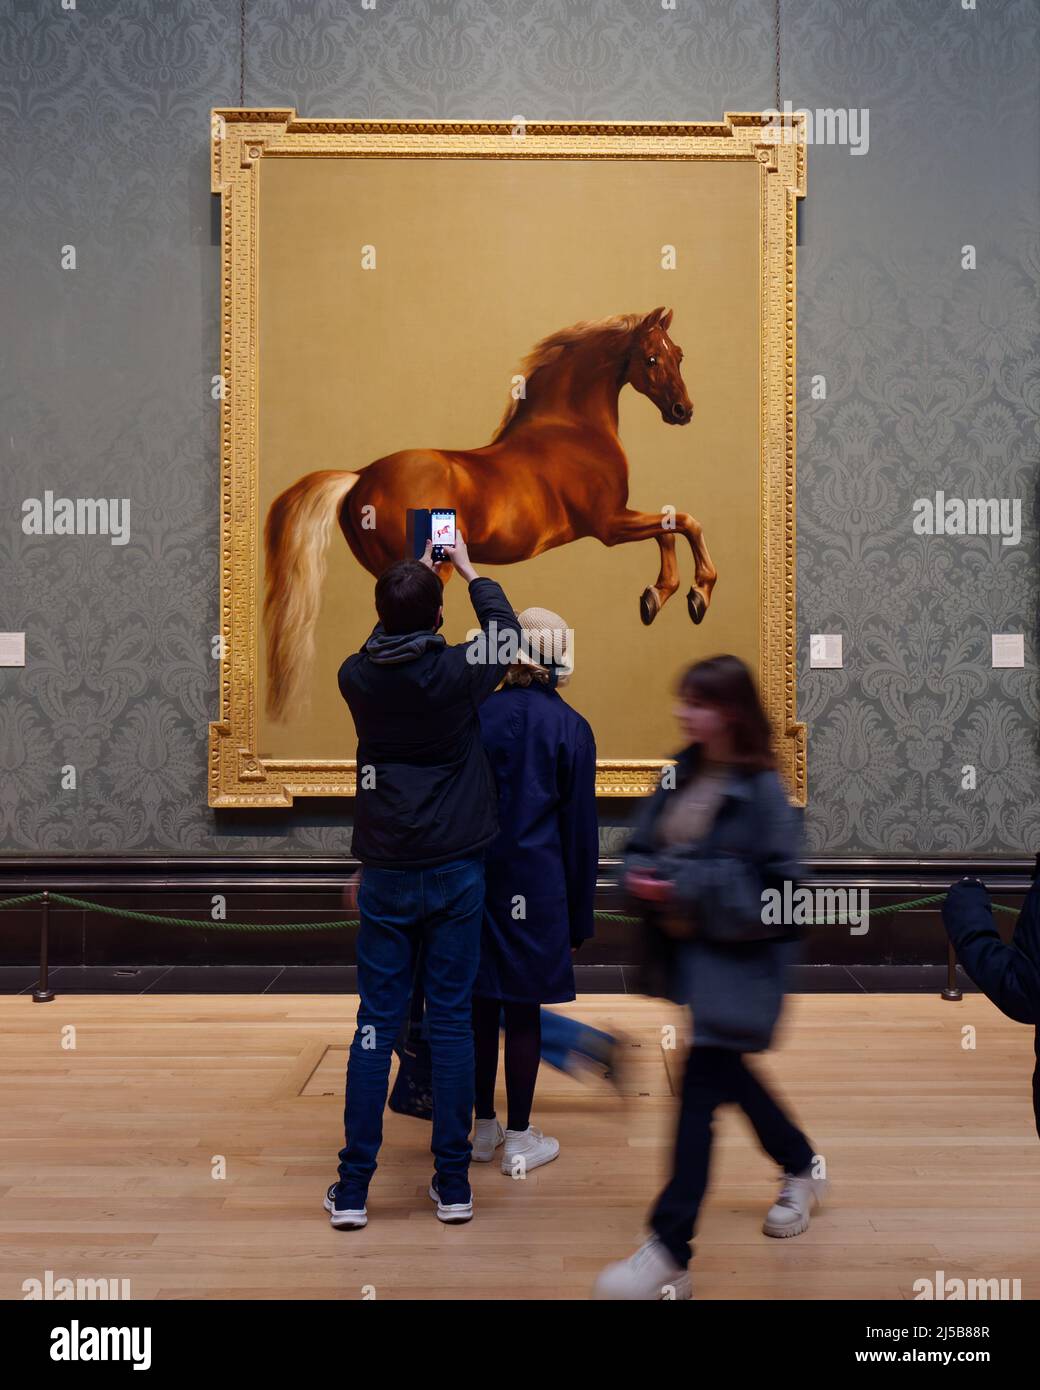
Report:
677,655,775,771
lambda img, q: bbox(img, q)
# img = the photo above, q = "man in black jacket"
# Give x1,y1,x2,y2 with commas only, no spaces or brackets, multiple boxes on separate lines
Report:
942,862,1040,1140
325,535,522,1230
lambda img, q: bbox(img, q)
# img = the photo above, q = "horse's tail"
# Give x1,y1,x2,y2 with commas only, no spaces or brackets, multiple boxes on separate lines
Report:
263,469,360,722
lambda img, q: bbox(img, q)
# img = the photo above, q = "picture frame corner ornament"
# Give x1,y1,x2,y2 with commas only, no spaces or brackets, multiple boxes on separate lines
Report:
237,748,266,783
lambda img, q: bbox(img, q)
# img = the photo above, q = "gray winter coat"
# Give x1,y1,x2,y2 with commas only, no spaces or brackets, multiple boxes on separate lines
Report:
622,745,805,1052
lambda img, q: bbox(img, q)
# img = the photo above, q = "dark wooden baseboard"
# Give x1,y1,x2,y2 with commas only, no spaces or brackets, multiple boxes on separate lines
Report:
0,853,1033,969
0,852,1035,889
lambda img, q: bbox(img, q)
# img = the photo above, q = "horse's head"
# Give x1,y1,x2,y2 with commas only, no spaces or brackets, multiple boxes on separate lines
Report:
625,308,692,426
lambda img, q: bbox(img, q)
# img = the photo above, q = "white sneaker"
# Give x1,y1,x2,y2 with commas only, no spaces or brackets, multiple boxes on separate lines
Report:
593,1237,692,1301
763,1168,829,1238
471,1117,505,1162
501,1125,560,1176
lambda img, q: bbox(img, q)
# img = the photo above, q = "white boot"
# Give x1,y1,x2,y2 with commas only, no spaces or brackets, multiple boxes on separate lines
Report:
471,1117,504,1162
763,1168,829,1238
593,1237,692,1300
501,1125,559,1176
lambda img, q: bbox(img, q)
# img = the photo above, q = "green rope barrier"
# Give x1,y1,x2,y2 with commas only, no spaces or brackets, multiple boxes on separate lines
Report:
0,892,46,909
857,894,941,914
49,893,359,932
0,889,1019,932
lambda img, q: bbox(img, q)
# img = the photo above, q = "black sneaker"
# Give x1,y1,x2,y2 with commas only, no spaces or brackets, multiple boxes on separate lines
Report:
428,1173,473,1224
324,1182,368,1230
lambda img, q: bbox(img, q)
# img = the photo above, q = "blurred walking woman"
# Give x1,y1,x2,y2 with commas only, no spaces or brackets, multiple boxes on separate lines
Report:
594,655,825,1300
472,608,598,1176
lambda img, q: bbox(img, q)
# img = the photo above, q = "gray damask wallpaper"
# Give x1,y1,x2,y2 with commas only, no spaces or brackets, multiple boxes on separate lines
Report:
0,0,1037,857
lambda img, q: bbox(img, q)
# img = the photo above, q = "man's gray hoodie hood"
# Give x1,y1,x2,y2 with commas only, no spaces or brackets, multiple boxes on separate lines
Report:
362,624,446,665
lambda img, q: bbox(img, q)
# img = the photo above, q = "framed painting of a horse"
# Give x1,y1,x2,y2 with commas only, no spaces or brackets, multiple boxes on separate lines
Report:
208,111,806,807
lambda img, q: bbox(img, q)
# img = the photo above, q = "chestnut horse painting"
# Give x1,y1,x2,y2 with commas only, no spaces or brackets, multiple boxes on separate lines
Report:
263,307,718,720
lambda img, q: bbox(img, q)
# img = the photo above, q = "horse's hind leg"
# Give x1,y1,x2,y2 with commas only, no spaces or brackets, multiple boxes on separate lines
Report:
676,511,717,624
640,533,680,626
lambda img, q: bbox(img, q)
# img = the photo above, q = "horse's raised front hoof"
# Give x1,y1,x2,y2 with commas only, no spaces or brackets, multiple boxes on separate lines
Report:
639,587,661,626
687,587,706,624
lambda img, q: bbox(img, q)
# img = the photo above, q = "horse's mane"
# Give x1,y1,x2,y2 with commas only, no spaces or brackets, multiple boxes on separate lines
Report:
490,313,644,443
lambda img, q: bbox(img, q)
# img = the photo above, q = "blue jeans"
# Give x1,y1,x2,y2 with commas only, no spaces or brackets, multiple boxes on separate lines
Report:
411,1006,616,1075
537,1009,614,1074
539,1011,614,1073
338,856,484,1200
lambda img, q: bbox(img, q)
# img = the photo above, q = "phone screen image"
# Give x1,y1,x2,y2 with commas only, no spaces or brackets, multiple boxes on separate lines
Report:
430,509,456,559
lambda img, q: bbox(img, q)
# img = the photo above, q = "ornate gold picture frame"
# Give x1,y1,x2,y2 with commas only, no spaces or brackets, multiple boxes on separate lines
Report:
207,109,806,807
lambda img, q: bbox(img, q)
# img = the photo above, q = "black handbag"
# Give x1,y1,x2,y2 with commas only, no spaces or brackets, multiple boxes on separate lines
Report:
631,905,685,1002
387,948,434,1121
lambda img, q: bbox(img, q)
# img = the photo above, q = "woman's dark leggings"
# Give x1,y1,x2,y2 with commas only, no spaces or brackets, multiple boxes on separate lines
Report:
651,1045,815,1268
472,996,541,1132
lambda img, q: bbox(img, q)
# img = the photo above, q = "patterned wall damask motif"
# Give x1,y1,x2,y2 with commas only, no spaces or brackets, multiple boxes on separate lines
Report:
0,0,1036,856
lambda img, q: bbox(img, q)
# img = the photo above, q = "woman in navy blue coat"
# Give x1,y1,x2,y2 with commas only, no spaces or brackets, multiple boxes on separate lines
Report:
471,608,598,1177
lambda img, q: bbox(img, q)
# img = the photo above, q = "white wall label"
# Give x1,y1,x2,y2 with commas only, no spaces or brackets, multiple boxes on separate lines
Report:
810,634,843,668
0,633,25,666
992,634,1024,668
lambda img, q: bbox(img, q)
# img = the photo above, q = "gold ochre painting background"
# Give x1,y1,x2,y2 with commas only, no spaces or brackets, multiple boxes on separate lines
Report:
257,156,758,762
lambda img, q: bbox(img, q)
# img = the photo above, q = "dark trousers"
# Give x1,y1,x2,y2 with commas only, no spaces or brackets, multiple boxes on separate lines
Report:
650,1045,815,1268
472,997,542,1133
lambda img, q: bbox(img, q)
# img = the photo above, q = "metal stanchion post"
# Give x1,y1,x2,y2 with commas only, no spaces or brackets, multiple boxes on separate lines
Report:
32,889,55,1003
941,938,962,1002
